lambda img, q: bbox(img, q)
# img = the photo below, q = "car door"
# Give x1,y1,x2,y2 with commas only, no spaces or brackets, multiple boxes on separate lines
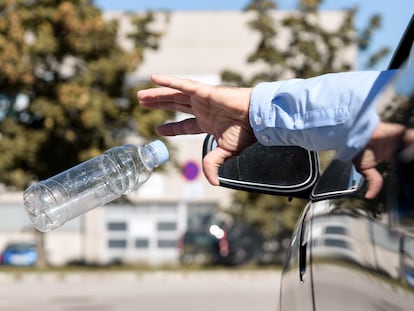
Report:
279,202,314,311
309,196,407,310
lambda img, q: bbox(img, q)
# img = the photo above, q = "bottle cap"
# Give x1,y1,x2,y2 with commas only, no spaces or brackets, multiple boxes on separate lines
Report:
148,140,169,165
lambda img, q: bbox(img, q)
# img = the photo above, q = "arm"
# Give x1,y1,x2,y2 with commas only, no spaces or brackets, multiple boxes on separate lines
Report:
137,71,397,199
249,70,397,160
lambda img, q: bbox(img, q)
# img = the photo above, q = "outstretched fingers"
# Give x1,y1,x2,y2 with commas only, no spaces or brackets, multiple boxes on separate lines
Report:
150,74,201,94
156,118,203,136
138,87,193,114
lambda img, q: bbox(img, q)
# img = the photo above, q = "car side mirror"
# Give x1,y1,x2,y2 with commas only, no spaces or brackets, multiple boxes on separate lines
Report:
202,135,320,198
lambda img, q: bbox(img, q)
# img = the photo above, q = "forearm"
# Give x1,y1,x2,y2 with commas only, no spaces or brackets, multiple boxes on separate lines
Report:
249,70,398,160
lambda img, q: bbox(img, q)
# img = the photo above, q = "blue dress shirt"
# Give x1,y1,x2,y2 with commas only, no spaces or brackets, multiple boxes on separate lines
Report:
249,70,397,161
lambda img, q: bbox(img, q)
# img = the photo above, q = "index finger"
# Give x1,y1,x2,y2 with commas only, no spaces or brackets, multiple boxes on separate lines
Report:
137,86,193,114
150,74,201,94
138,86,184,102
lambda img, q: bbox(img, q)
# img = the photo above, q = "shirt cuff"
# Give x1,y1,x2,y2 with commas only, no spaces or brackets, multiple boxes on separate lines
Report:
249,80,291,145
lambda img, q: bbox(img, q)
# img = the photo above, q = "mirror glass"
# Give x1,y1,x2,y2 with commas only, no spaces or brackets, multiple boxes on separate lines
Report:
202,135,320,198
310,159,364,201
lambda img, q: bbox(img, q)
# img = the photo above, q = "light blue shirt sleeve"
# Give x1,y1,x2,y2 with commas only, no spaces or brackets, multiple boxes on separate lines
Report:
249,70,397,161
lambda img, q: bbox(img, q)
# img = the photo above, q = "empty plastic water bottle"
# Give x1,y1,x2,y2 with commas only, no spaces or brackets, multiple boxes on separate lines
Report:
23,140,169,232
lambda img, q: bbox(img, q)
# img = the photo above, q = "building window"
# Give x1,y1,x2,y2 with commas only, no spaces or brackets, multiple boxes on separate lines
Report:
157,221,177,231
107,222,127,231
135,238,149,248
324,238,351,249
108,239,127,248
324,226,347,235
157,239,177,248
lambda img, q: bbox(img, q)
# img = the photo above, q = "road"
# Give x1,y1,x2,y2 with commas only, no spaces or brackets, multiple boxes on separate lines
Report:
0,270,281,311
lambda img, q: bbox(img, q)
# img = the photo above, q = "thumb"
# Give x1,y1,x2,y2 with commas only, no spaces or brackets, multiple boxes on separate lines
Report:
202,147,232,186
361,167,384,199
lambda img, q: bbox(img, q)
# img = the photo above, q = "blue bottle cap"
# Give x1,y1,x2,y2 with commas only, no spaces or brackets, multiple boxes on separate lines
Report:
148,140,169,165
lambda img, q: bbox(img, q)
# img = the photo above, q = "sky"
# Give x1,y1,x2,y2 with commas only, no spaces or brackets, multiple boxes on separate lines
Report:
94,0,413,70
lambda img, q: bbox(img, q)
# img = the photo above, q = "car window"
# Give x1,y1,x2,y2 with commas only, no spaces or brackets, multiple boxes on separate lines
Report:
390,159,414,233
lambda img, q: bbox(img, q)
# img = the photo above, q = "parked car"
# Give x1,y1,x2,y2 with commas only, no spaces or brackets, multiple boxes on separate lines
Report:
178,227,227,265
178,218,276,266
202,14,414,310
0,242,37,267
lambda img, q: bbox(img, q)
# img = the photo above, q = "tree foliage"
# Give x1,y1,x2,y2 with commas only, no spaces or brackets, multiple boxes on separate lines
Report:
357,14,391,68
0,0,174,189
221,0,389,238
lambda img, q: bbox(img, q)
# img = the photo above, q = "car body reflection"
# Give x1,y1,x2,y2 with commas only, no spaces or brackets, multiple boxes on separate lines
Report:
281,196,414,311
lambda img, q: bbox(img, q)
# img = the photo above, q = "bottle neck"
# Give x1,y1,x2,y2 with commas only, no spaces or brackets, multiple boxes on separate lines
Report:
140,145,160,169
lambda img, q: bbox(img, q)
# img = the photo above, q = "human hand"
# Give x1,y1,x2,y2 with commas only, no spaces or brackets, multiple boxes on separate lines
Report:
137,75,257,186
353,122,406,199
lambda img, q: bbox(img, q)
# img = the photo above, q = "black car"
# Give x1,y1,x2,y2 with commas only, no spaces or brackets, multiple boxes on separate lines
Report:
202,14,414,311
178,229,226,265
178,218,276,266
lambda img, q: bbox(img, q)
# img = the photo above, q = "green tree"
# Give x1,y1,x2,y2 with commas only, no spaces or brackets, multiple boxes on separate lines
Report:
221,0,389,240
357,13,391,68
0,0,174,189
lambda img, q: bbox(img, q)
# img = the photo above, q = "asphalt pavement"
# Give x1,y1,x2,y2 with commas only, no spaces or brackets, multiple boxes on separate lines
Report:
0,270,281,311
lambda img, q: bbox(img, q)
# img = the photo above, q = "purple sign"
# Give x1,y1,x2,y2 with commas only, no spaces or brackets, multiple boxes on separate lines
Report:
182,161,200,181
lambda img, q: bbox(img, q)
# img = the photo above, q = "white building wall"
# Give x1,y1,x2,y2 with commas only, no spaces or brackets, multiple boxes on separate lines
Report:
105,10,356,83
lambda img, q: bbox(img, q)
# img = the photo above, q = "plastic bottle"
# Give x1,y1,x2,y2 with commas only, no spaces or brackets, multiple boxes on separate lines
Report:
23,140,169,232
